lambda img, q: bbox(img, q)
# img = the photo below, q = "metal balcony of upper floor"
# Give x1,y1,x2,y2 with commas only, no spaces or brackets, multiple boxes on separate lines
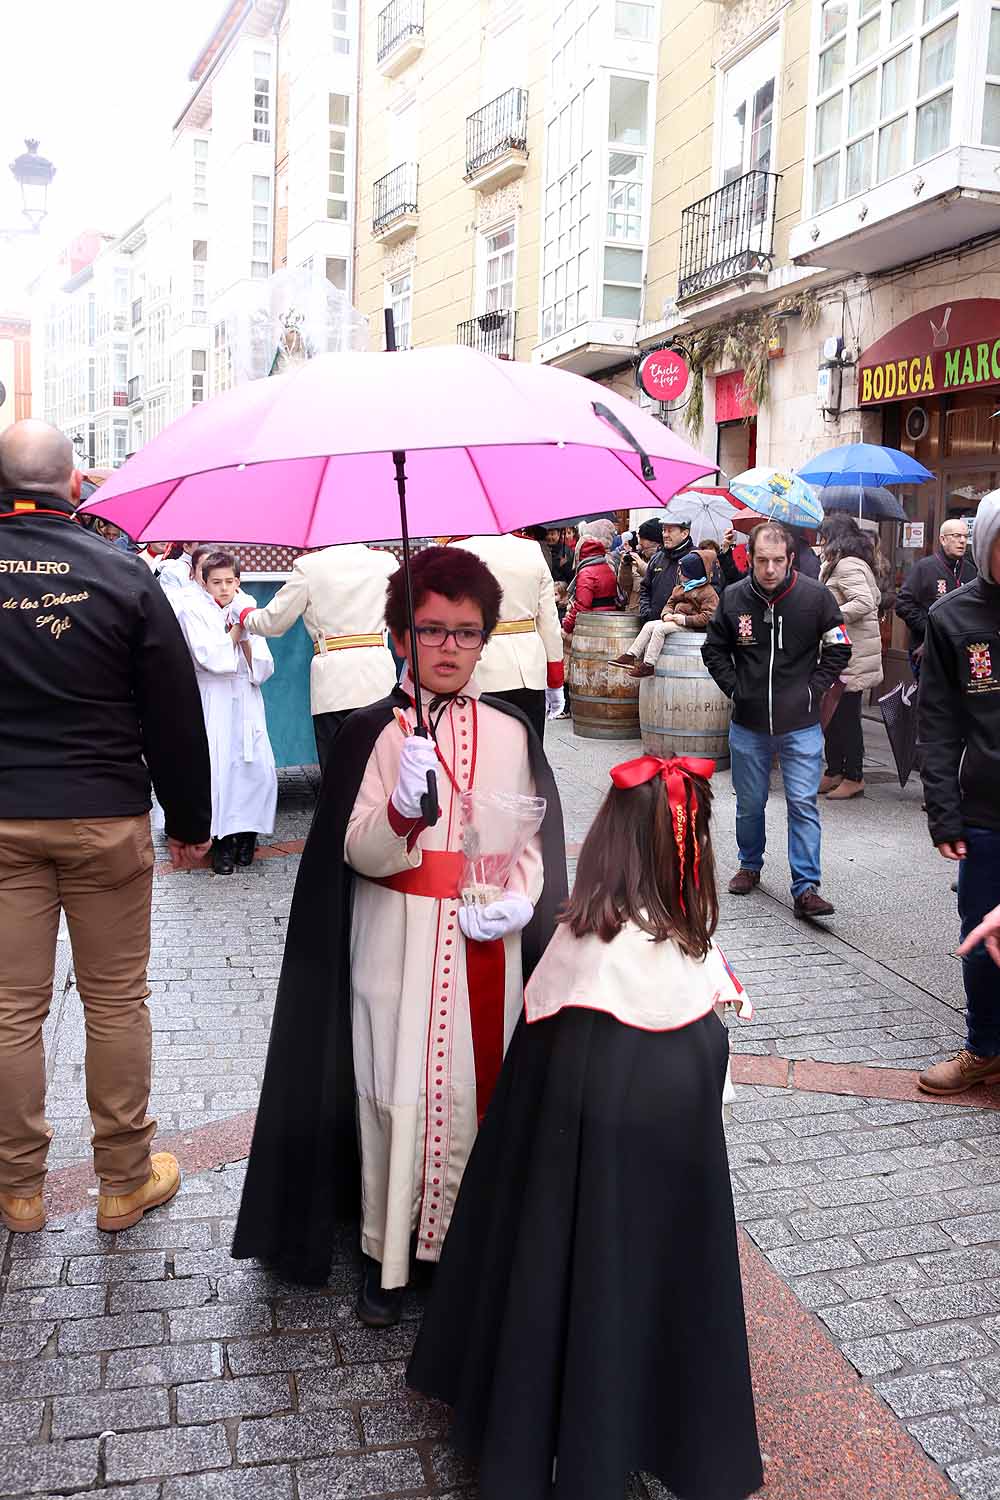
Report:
126,376,143,407
377,0,425,77
372,163,419,243
677,171,780,304
457,308,516,359
465,89,528,191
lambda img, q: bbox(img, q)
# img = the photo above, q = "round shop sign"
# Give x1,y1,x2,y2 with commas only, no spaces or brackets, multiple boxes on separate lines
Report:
637,348,690,403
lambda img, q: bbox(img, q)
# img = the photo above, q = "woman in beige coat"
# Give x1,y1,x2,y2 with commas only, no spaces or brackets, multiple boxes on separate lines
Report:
818,515,883,800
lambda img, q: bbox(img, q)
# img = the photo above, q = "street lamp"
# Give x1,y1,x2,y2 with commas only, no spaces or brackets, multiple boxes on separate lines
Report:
2,140,56,239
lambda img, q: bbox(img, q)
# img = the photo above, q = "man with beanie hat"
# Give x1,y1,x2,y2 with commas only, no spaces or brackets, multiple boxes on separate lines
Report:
916,491,1000,1096
639,519,697,622
612,549,720,678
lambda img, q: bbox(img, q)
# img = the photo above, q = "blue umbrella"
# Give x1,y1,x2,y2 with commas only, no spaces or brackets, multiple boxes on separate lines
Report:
817,485,907,522
798,443,933,488
729,466,824,529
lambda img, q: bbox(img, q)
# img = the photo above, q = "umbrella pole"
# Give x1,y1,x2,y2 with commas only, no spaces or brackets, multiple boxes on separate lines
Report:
392,448,439,827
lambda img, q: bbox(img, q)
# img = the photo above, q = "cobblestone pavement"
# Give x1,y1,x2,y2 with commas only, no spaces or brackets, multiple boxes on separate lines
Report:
4,720,999,1498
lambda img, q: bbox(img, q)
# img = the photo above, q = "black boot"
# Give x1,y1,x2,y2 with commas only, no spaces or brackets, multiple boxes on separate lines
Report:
211,836,236,876
234,832,257,867
356,1254,403,1328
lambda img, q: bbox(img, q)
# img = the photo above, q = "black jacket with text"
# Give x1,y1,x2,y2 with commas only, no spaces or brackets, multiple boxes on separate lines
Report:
0,490,211,843
702,571,851,736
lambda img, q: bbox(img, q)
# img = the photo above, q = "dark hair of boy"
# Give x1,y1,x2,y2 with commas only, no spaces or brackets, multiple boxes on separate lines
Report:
201,550,237,580
561,770,718,958
384,544,503,640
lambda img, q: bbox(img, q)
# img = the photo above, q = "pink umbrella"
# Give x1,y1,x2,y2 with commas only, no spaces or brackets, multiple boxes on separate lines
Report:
81,346,713,818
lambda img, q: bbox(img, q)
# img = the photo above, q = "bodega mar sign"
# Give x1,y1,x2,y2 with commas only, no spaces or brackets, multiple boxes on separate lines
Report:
858,299,1000,406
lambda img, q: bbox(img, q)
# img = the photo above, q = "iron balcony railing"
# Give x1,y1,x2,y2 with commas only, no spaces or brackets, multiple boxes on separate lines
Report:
373,163,418,236
377,0,424,63
678,170,780,301
466,88,528,176
131,297,144,327
457,308,516,359
112,390,128,407
126,376,142,404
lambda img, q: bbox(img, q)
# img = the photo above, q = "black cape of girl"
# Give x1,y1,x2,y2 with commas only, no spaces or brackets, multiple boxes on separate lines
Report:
231,685,567,1286
407,1005,765,1500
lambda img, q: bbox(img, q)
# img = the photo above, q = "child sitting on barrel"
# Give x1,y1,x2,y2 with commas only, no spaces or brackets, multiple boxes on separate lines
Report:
610,549,720,680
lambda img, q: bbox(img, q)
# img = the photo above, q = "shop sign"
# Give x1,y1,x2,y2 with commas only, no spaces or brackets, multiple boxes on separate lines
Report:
903,522,925,549
858,299,1000,406
715,369,758,423
636,348,690,401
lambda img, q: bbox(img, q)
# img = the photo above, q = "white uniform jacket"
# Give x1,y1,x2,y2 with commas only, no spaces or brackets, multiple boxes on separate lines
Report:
448,535,564,691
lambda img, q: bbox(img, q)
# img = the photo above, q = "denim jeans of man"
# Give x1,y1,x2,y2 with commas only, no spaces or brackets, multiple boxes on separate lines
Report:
729,721,824,898
958,827,1000,1057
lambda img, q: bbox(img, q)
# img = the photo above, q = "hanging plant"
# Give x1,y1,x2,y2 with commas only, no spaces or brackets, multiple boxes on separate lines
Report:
683,291,821,436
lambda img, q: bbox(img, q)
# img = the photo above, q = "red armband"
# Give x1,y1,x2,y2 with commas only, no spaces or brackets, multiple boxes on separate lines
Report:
238,607,254,628
547,659,565,688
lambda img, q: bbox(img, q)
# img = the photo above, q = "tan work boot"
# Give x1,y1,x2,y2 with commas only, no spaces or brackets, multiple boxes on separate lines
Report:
97,1152,181,1232
826,778,864,799
0,1190,45,1233
818,774,843,795
918,1050,1000,1097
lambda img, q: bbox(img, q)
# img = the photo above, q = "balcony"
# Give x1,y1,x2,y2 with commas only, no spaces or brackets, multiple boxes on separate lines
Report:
373,163,419,243
457,308,516,359
678,171,780,303
377,0,424,76
131,298,144,328
127,376,143,407
112,390,128,407
465,89,528,191
113,313,128,332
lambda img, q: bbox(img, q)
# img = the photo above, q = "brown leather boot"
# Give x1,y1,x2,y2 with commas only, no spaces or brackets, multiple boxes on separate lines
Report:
918,1050,1000,1096
628,662,655,678
97,1152,181,1232
728,869,761,895
0,1190,45,1233
794,888,836,919
818,774,843,795
608,653,637,668
826,778,864,799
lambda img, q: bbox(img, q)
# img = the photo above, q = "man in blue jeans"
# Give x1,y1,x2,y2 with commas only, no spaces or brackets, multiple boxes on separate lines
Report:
917,490,1000,1095
703,523,851,919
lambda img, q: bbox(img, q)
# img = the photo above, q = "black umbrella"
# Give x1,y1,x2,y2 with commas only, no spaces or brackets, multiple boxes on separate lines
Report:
818,485,907,522
878,681,919,788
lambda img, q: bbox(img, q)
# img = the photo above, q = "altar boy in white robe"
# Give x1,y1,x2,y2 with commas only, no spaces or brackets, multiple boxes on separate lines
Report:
176,550,277,876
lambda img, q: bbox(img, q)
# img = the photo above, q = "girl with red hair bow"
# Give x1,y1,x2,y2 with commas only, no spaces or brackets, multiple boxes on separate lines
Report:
408,754,762,1500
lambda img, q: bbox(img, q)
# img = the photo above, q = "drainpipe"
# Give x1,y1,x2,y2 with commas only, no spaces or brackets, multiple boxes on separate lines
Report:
271,0,289,271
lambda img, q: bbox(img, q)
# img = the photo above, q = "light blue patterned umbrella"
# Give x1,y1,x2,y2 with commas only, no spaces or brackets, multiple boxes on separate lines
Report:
729,466,824,528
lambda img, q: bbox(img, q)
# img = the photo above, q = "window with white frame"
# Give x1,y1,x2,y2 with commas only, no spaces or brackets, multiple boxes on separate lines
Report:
332,0,350,54
388,273,412,350
810,0,960,213
193,139,208,205
328,95,349,221
326,257,348,291
213,320,233,394
252,175,271,278
615,1,654,42
541,80,595,339
603,76,649,319
984,4,1000,146
253,51,272,143
149,305,167,387
192,240,207,324
551,0,600,99
147,394,166,441
720,33,779,186
113,421,128,465
192,351,207,405
481,224,516,312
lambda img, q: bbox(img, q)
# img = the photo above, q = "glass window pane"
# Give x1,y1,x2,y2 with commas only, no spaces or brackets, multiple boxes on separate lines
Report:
608,77,648,146
817,93,843,153
849,73,876,134
603,283,641,318
822,1,848,40
857,17,880,64
813,153,840,210
819,38,846,93
919,19,957,94
878,113,907,178
603,245,642,282
984,83,1000,145
923,0,955,20
990,10,1000,75
846,134,874,195
615,2,652,41
890,0,914,38
881,48,910,116
915,88,952,159
860,0,880,13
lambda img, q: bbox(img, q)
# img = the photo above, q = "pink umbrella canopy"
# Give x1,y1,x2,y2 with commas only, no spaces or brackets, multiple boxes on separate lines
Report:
79,346,714,544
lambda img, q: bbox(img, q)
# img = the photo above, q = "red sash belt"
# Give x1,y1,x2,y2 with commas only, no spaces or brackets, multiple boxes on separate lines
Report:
369,851,506,1122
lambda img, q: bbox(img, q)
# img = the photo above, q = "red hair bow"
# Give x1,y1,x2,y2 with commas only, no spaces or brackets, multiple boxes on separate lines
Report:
610,755,716,910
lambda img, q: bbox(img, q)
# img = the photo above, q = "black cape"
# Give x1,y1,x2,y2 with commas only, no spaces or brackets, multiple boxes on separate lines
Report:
231,687,567,1285
407,1007,764,1500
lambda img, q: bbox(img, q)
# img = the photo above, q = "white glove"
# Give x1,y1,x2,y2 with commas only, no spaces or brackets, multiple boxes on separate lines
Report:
458,895,534,943
545,687,565,718
391,735,440,821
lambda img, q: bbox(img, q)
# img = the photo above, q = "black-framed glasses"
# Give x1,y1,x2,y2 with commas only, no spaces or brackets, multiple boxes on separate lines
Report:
414,625,488,650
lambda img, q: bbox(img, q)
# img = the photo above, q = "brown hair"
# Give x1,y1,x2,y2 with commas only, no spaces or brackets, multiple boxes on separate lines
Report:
385,544,503,639
748,521,792,557
201,549,237,580
561,771,718,958
698,538,721,555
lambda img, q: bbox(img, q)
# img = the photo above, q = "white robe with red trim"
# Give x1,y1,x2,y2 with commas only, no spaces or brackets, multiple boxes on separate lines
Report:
344,679,544,1289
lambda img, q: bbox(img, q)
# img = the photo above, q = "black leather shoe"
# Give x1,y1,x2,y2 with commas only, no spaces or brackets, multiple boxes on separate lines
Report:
357,1254,403,1328
212,837,236,876
234,832,257,867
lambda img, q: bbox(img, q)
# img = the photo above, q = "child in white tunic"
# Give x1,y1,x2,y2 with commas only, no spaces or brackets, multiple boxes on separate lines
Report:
176,550,277,875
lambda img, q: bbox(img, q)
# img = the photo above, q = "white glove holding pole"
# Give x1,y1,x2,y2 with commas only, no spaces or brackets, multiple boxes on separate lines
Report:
458,895,534,943
391,735,440,821
545,687,565,719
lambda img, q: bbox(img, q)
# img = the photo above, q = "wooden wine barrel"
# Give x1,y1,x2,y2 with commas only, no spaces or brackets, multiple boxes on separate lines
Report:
568,612,641,740
639,629,732,767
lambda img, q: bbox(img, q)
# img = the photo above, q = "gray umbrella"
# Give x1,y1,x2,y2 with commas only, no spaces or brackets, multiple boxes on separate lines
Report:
817,485,907,522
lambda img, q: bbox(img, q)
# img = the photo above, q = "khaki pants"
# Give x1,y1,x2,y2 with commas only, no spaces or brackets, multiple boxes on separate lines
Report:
0,816,156,1197
628,618,680,665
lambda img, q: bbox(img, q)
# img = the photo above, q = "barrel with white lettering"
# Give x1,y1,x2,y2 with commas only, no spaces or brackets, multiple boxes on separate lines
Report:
639,629,732,767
